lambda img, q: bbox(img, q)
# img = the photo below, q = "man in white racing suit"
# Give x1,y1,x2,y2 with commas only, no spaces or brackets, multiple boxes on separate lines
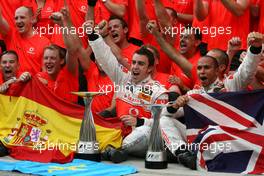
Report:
87,20,180,163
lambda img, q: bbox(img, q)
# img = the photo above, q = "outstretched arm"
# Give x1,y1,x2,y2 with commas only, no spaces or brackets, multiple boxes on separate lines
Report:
0,7,10,36
88,20,127,84
147,21,193,78
136,0,150,37
153,0,176,44
103,0,127,18
225,32,263,91
194,0,209,21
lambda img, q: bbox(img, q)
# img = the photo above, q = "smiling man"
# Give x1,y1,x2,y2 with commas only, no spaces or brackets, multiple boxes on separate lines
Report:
36,44,78,103
87,20,179,163
0,6,50,75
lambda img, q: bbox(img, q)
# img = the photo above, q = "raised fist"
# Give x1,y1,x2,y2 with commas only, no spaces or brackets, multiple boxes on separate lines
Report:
247,32,263,48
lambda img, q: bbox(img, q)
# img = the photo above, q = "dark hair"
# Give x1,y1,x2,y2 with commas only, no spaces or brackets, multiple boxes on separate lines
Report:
209,48,229,67
109,15,128,29
185,24,202,41
0,50,19,61
203,55,219,68
143,44,160,60
44,44,66,66
134,46,155,67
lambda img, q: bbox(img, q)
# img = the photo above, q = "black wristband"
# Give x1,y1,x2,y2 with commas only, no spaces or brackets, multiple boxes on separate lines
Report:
167,92,180,113
136,118,144,127
167,106,178,113
87,0,97,7
88,31,99,41
250,45,262,54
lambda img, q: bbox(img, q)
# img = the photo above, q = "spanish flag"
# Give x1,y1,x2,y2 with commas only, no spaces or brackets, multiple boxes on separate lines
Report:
0,78,122,163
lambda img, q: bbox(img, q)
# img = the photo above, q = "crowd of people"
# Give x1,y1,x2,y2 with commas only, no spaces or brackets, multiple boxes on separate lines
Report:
0,0,263,171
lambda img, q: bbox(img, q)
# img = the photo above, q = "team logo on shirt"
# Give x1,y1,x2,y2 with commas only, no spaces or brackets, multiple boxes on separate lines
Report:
46,7,53,13
80,5,87,13
27,47,36,55
129,108,139,117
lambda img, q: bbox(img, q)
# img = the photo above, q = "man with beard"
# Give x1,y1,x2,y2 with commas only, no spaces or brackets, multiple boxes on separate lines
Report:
0,50,31,94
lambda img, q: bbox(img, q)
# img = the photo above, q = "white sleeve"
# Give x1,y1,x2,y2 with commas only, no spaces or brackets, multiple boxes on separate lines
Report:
89,36,127,84
225,48,262,91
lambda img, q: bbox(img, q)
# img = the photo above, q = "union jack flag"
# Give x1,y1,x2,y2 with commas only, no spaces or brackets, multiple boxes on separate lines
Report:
184,90,264,174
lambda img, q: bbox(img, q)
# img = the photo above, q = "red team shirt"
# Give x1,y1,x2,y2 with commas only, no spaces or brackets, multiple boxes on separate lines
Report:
4,30,50,75
36,67,79,102
256,0,264,33
153,72,173,90
94,0,128,24
52,0,88,48
30,0,55,39
86,62,115,115
170,51,200,89
205,0,250,50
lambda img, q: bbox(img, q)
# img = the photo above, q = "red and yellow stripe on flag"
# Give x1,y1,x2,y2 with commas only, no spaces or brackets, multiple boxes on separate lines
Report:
0,78,122,163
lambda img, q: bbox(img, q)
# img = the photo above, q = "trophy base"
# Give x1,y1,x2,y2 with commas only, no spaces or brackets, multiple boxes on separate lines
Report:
145,160,168,169
74,153,101,162
145,151,167,169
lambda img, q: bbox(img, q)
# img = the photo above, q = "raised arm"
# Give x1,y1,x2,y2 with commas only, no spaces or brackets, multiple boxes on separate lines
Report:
153,0,176,44
147,21,193,78
227,37,242,69
103,35,131,69
103,0,127,18
153,0,171,30
221,0,249,17
88,20,126,84
225,32,263,91
136,0,150,37
0,7,10,36
50,6,80,76
86,1,130,69
194,0,209,21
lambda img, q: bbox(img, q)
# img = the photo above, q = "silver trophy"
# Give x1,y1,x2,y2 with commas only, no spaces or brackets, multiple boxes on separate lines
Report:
145,104,167,169
72,92,103,162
